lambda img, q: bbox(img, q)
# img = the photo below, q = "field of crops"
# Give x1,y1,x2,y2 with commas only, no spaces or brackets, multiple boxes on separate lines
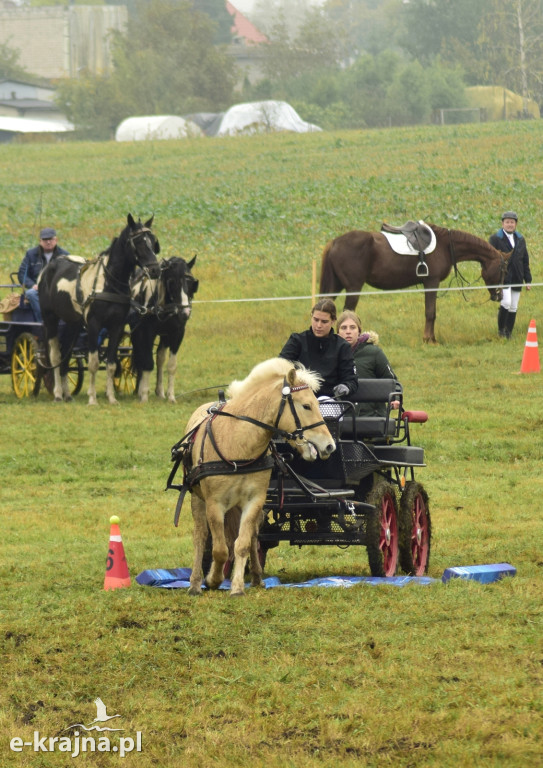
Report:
1,122,541,767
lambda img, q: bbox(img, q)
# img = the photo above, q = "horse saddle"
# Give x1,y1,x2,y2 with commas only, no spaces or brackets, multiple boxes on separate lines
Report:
64,254,87,265
380,220,436,277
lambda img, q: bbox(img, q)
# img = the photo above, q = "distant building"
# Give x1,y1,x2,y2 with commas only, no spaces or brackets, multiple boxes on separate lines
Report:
226,1,268,88
0,79,73,140
0,78,70,124
0,4,128,80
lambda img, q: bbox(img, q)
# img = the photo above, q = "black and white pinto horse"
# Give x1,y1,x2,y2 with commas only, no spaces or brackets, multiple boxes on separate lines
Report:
130,256,198,402
38,214,160,405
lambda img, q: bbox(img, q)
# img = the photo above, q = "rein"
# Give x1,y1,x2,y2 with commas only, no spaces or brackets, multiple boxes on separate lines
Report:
166,380,327,515
445,229,505,304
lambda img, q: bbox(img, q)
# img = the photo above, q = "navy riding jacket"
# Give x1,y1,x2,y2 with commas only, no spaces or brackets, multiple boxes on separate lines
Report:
489,229,532,289
18,244,69,289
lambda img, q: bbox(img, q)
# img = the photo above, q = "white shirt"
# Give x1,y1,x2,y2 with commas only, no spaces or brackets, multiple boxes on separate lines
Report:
504,230,515,248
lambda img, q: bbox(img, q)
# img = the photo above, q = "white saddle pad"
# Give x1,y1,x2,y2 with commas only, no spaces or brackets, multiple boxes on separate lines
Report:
382,221,436,256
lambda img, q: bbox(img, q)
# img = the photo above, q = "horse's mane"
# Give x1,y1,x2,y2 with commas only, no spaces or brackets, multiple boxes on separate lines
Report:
99,237,117,257
430,225,498,256
227,358,322,400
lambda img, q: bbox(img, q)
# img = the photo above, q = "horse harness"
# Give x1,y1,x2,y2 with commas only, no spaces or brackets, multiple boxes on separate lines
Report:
166,380,326,527
130,261,198,321
75,227,156,310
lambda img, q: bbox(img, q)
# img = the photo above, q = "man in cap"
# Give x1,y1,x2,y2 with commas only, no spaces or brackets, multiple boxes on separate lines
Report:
17,227,69,322
489,211,532,338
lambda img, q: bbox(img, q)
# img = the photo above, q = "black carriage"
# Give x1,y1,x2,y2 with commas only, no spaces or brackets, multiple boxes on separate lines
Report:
0,278,135,398
258,379,431,577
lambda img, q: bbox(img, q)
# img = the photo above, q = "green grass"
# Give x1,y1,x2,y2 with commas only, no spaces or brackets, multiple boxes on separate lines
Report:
1,122,542,767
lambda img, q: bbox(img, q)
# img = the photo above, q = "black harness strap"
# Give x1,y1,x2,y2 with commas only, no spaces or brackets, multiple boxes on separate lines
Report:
166,379,328,526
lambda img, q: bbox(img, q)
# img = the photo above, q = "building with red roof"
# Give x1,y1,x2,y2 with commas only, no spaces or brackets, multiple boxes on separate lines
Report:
226,2,268,87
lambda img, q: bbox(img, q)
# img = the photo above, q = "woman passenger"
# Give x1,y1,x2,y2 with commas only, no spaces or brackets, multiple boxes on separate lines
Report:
337,310,397,416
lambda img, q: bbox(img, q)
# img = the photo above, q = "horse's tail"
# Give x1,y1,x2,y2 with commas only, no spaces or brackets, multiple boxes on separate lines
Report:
319,240,336,296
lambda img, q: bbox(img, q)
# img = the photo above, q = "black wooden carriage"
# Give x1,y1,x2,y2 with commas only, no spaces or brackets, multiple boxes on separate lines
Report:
258,379,431,577
0,277,135,398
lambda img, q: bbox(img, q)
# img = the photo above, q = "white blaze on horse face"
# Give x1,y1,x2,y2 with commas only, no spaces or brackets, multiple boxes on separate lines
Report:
181,287,191,318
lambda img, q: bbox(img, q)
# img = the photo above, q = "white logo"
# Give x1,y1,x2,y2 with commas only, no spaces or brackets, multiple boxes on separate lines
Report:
10,698,142,758
64,698,124,732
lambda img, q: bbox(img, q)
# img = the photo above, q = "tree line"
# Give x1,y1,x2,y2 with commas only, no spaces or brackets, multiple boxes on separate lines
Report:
1,0,541,138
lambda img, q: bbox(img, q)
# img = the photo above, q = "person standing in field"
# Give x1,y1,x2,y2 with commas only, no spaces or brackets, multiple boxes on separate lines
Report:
489,211,532,339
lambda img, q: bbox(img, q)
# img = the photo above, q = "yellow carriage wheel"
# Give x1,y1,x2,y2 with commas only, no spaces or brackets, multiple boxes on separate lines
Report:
11,332,40,398
114,330,137,395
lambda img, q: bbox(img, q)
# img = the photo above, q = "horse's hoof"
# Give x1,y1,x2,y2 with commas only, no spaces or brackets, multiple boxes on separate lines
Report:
54,397,63,403
64,395,73,403
188,586,202,596
230,590,246,597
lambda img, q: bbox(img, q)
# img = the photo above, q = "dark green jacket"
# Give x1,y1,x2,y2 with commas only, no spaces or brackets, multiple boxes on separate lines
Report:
353,333,396,416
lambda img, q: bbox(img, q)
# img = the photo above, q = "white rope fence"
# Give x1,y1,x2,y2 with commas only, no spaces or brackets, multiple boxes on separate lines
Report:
192,283,542,305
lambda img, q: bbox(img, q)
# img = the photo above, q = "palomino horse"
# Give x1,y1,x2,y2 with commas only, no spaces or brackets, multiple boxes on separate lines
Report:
172,358,336,596
319,224,509,342
130,256,198,402
38,214,160,404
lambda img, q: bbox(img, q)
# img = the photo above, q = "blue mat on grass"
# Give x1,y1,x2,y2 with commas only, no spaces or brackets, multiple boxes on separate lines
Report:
135,567,437,589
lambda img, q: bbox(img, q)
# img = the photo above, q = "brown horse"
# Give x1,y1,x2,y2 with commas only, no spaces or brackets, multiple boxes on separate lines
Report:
183,358,336,596
319,224,509,342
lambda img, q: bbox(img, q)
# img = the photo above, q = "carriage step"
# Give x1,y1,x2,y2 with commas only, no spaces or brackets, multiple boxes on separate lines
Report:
370,445,425,466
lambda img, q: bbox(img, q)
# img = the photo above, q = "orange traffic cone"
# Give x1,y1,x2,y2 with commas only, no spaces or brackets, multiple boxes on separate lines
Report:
520,319,540,374
104,515,131,590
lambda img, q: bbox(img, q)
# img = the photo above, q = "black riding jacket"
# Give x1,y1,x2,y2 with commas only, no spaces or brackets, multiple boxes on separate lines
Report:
489,229,532,289
279,328,358,398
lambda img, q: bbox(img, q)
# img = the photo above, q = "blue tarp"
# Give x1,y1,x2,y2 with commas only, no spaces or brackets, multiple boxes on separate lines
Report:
135,567,436,589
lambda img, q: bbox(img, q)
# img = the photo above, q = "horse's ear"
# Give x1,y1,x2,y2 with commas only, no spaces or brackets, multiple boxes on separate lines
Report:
286,367,297,387
144,215,154,229
127,213,136,228
154,237,160,254
188,255,197,270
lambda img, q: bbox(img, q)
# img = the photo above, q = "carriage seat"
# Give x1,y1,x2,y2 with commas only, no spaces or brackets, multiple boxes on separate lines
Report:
338,378,403,441
381,220,433,253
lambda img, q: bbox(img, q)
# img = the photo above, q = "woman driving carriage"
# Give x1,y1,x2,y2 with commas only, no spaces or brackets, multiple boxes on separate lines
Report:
278,299,358,399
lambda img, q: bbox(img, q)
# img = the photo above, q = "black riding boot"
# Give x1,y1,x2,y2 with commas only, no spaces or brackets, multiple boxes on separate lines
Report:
498,306,508,337
504,311,517,339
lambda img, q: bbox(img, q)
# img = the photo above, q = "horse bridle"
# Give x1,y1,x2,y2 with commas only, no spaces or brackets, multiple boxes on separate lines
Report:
448,229,507,302
130,260,199,319
127,226,158,264
200,379,327,470
157,266,198,321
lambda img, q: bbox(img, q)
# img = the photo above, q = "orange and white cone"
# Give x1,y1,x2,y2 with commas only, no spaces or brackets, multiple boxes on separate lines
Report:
104,515,131,590
520,319,540,374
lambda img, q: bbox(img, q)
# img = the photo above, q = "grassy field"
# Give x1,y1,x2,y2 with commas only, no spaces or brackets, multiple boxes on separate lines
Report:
1,122,542,767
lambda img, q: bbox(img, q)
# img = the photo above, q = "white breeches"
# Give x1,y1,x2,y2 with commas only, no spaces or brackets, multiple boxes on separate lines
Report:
500,287,521,313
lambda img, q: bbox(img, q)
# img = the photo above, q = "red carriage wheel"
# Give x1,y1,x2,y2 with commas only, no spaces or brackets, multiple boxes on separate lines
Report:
366,481,399,577
399,481,431,576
